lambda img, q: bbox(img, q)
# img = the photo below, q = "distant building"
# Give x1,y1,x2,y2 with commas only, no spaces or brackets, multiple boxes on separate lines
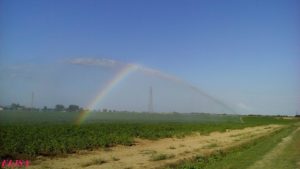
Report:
0,107,3,111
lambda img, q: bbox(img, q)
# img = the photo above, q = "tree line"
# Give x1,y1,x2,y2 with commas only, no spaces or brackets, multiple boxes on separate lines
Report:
1,103,81,112
43,104,81,112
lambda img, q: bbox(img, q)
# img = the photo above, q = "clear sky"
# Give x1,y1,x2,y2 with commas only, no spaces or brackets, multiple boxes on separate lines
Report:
1,0,299,115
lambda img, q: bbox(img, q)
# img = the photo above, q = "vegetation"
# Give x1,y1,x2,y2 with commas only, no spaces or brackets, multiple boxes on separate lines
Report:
0,110,241,124
111,156,120,161
171,125,297,169
0,111,297,160
263,127,300,169
150,153,175,161
55,104,65,111
81,158,106,167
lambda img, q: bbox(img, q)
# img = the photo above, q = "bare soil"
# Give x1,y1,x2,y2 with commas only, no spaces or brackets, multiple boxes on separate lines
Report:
28,125,283,169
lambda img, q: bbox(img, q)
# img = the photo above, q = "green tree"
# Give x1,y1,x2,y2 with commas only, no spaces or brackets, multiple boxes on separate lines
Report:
67,105,80,112
42,106,48,111
55,104,65,111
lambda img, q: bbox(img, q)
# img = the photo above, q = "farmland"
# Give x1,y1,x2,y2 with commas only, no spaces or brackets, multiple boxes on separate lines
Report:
0,111,299,169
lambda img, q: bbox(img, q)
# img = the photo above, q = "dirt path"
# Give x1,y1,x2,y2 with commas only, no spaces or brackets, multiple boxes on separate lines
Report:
28,125,283,169
247,127,300,169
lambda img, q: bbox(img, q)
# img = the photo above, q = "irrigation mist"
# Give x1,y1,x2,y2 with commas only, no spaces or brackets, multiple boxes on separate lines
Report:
69,58,237,115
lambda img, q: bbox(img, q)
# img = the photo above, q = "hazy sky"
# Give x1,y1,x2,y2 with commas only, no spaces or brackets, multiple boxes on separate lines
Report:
1,0,299,115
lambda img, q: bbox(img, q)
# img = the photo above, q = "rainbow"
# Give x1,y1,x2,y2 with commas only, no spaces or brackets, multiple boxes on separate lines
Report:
75,64,139,125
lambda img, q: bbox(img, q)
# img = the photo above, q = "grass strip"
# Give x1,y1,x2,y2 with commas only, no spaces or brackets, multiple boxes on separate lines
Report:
264,126,300,169
170,125,296,169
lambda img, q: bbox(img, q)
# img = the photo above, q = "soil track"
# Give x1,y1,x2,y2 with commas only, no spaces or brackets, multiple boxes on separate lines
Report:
28,124,283,169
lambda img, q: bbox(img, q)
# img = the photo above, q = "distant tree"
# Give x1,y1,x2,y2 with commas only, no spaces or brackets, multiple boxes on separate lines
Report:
55,104,65,111
10,103,20,110
67,104,80,112
103,108,107,112
43,106,48,111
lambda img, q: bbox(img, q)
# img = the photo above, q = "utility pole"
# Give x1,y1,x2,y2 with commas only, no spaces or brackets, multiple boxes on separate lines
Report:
148,86,153,113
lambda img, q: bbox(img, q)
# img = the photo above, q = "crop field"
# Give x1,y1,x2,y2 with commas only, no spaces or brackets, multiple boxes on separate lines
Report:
2,0,298,168
0,111,299,169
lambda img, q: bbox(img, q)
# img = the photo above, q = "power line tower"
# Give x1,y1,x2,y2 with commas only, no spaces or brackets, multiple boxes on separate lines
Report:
148,86,154,113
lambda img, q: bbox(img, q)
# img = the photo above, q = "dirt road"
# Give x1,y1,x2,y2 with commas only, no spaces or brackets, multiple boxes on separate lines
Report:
28,125,283,169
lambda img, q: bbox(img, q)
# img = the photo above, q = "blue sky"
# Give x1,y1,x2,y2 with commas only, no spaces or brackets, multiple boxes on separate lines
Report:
1,0,299,114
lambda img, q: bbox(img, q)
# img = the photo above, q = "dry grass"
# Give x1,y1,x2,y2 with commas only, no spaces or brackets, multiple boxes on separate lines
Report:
203,143,218,149
150,153,175,161
81,158,106,167
169,146,176,149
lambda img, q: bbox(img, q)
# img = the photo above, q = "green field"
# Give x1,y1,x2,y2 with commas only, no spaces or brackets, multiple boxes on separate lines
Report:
0,110,242,124
0,110,296,161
